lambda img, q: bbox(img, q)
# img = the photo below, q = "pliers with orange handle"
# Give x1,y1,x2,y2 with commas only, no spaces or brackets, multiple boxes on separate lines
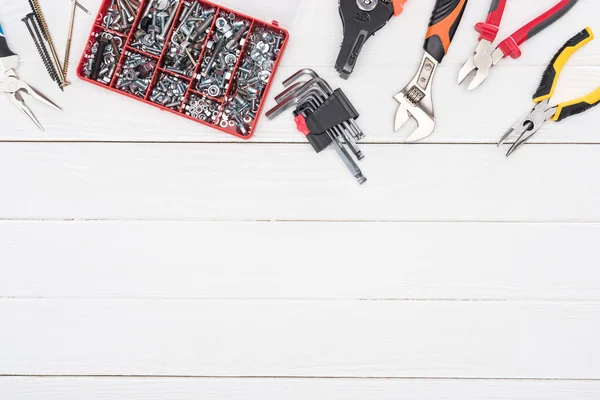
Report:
458,0,580,91
336,0,408,79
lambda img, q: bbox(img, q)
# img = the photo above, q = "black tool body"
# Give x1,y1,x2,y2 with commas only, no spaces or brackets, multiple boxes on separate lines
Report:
336,0,394,79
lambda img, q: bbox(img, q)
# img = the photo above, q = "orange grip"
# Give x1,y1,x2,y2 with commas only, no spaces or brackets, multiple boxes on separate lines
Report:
424,0,469,62
392,0,408,16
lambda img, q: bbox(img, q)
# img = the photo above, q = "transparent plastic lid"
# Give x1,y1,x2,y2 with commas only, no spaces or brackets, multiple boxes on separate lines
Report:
214,0,302,28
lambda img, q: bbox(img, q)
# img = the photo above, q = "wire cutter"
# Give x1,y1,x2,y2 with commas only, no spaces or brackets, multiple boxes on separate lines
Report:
458,0,580,91
336,0,407,79
0,22,61,131
499,27,600,157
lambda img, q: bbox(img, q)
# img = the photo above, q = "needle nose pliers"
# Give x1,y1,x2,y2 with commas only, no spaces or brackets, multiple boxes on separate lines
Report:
459,0,580,91
0,22,61,131
499,27,600,157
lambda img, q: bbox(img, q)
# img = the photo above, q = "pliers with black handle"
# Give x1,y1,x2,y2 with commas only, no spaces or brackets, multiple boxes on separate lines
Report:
336,0,407,79
499,27,600,157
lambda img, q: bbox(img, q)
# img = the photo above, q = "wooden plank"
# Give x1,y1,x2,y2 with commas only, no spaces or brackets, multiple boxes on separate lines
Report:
2,377,600,400
2,221,600,300
0,299,599,378
1,143,600,221
1,1,598,143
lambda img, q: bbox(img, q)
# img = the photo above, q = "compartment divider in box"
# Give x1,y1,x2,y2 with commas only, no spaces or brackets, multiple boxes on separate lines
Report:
181,4,222,109
214,18,256,124
93,24,129,39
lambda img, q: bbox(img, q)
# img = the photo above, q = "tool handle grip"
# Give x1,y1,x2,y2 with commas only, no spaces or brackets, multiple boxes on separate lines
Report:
475,0,507,42
553,87,600,121
392,0,408,16
0,24,17,59
499,0,580,59
424,0,469,63
533,27,593,102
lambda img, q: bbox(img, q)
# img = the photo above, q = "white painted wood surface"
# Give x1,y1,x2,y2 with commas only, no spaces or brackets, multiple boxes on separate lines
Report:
3,377,600,400
1,0,600,398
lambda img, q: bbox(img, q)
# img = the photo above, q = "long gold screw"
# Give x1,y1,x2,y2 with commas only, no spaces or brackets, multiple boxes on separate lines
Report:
62,0,78,79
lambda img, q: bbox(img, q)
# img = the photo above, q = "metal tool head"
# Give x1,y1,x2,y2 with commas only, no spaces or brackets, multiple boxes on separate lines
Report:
275,81,306,103
458,44,504,91
393,53,437,142
8,90,44,130
1,72,61,110
282,68,320,87
276,76,335,106
1,72,61,131
499,100,556,157
267,79,329,119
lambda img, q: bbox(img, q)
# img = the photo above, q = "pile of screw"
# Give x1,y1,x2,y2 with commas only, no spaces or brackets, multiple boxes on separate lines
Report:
149,74,187,110
102,0,140,34
184,94,220,123
82,32,123,84
194,11,250,98
131,0,179,56
163,2,215,77
219,26,284,136
116,52,157,97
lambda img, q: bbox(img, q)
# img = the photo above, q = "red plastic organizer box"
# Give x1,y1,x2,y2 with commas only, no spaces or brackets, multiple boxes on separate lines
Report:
77,0,289,139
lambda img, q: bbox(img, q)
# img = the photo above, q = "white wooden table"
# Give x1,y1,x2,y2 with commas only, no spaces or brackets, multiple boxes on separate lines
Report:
1,0,600,398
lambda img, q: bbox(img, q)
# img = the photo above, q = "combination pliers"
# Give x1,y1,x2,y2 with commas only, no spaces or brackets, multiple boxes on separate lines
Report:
499,27,600,157
0,22,61,130
459,0,580,91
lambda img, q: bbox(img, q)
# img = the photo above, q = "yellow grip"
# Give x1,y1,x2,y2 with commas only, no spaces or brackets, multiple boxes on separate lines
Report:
553,86,600,121
533,27,594,103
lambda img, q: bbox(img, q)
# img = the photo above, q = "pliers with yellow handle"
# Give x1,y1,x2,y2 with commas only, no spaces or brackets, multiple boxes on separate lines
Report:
499,27,600,157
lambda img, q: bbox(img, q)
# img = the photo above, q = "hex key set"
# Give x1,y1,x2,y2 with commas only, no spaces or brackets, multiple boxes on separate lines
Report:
77,0,289,139
267,69,367,184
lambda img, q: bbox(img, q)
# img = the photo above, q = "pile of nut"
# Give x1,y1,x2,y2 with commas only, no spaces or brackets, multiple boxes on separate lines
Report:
194,11,250,98
101,0,141,34
82,31,123,85
163,3,215,77
131,0,179,56
219,26,284,136
184,94,220,123
116,52,157,97
149,74,187,110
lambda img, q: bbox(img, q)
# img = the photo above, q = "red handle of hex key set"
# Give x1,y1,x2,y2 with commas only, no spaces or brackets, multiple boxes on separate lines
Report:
475,0,507,42
498,0,580,59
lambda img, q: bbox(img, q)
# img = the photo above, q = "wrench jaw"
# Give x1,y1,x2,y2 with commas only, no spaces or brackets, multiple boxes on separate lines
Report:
393,95,435,142
393,101,410,131
393,52,437,142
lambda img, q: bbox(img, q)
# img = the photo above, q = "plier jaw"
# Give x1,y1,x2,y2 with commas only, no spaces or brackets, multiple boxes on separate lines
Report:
1,71,62,131
498,100,557,157
458,39,502,91
0,22,61,131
